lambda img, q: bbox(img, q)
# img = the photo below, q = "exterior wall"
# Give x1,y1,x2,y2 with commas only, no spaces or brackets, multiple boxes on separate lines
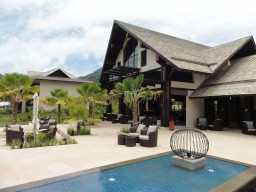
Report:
172,73,205,90
140,49,161,72
186,90,205,128
39,80,82,97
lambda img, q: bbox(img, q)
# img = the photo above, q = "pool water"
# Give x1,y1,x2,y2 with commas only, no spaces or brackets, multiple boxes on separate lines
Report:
23,154,249,192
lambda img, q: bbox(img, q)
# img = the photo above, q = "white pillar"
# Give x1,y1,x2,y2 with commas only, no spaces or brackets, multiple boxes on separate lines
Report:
186,91,204,128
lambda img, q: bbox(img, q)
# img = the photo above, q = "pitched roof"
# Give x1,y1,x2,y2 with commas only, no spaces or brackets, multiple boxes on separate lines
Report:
28,68,90,83
190,55,256,98
28,67,76,79
115,21,254,74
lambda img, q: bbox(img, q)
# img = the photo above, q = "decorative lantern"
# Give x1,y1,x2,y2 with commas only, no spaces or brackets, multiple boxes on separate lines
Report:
170,129,209,159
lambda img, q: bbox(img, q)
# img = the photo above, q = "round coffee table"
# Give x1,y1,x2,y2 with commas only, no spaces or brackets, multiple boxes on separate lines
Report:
125,136,136,147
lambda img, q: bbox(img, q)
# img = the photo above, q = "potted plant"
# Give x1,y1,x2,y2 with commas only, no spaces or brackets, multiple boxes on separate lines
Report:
169,117,175,131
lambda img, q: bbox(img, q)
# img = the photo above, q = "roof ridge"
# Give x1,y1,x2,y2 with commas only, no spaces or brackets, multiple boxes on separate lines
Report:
205,36,252,49
115,20,210,48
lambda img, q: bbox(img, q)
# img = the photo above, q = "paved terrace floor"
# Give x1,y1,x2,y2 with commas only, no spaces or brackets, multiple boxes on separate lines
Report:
0,121,256,190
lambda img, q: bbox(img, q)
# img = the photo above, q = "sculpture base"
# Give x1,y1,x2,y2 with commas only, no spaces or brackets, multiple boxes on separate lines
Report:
172,156,206,171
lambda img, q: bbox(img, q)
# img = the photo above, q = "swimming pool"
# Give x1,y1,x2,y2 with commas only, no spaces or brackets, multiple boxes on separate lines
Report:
22,154,249,192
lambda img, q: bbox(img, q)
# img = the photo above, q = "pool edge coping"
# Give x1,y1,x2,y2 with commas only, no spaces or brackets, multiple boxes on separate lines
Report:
1,151,255,192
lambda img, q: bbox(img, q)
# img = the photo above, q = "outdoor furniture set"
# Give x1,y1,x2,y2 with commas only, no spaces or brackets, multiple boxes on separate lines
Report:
112,114,129,124
197,118,256,135
118,124,158,147
197,118,223,131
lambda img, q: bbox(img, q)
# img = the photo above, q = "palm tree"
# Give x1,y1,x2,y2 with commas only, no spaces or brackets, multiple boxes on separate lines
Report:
40,88,71,123
76,82,108,118
69,104,87,130
0,73,39,124
139,88,162,111
111,74,161,126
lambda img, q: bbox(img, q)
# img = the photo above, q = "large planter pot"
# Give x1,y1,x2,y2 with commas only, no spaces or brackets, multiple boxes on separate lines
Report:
169,120,175,131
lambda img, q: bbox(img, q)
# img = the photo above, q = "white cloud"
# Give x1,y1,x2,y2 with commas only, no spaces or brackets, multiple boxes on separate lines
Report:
0,0,256,76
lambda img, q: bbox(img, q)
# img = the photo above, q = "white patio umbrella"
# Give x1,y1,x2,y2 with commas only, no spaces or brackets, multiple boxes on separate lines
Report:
32,92,39,134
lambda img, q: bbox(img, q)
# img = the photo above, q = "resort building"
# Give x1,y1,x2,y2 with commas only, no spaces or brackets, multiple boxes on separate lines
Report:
24,68,89,111
100,20,256,128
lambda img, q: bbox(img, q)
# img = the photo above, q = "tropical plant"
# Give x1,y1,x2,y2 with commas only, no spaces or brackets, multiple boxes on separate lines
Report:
139,88,162,111
120,127,130,134
69,104,87,130
0,73,39,124
111,74,162,126
40,88,72,123
76,82,108,118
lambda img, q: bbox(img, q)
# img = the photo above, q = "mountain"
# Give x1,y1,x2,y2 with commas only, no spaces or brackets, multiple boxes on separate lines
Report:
79,68,102,82
0,74,3,78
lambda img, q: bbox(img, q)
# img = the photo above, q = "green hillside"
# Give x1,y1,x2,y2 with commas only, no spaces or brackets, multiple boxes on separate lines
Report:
79,68,102,82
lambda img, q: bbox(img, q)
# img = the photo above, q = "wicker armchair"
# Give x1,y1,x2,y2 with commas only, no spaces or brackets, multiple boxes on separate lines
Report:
139,126,158,147
112,114,129,124
6,125,24,146
197,118,208,130
141,117,154,127
241,121,256,135
209,119,223,131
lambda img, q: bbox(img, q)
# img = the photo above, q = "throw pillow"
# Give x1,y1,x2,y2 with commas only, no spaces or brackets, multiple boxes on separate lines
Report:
147,125,157,135
136,124,146,134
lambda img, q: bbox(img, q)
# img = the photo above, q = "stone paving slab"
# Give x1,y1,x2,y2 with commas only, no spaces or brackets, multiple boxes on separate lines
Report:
0,121,255,190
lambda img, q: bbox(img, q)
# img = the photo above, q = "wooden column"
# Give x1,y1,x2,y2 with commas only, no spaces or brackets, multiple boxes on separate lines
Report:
160,65,172,127
106,88,112,114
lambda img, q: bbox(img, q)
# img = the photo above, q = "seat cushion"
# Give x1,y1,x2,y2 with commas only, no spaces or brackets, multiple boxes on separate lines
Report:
147,125,157,135
8,124,21,131
136,124,146,134
139,135,149,140
244,121,254,129
198,118,207,125
129,133,140,137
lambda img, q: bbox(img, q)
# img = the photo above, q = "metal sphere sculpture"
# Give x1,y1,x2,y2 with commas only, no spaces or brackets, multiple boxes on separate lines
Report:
170,129,209,160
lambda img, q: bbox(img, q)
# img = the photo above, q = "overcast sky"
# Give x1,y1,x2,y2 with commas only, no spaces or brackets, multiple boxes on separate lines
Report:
1,0,256,77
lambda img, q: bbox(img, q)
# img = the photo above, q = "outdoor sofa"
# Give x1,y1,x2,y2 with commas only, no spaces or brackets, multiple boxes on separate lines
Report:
208,119,223,131
139,125,158,147
241,121,256,135
6,124,24,146
197,118,208,130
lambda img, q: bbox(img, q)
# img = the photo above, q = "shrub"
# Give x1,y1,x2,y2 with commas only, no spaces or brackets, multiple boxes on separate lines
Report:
67,127,76,136
120,127,130,134
78,126,91,135
25,132,35,142
37,132,46,142
10,139,22,149
67,139,78,144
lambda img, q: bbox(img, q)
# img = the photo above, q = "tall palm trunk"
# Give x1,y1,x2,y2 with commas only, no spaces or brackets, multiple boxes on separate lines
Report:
88,102,93,118
13,102,18,124
132,103,139,126
57,104,61,123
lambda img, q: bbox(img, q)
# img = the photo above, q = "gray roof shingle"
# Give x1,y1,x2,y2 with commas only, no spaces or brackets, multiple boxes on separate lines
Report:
116,21,253,74
190,55,256,98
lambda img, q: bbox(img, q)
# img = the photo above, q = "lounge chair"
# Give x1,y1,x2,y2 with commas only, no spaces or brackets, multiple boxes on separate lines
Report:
139,125,158,147
241,121,256,135
112,114,129,124
39,119,57,130
141,117,154,127
6,124,24,146
197,118,208,130
208,119,223,131
129,124,147,143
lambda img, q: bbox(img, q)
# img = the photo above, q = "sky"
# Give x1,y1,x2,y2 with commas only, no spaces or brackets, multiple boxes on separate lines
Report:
1,0,256,77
